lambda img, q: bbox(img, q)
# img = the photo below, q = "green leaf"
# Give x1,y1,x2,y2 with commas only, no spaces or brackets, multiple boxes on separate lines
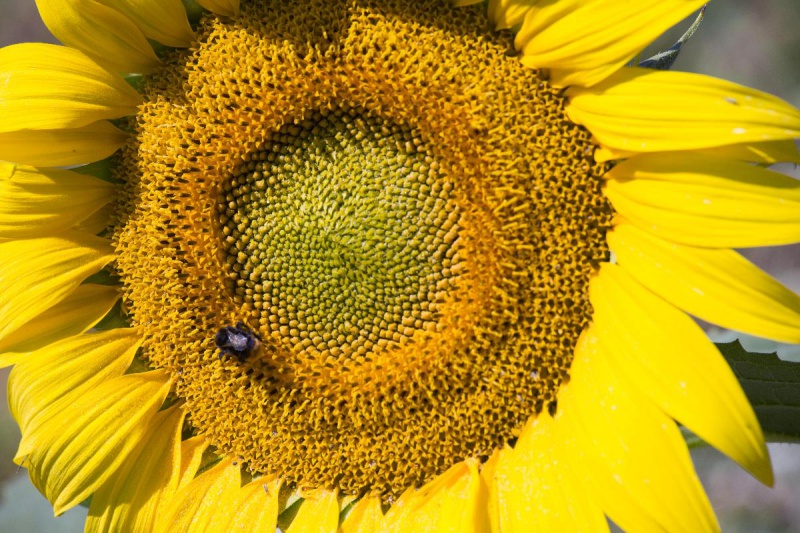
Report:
638,5,707,70
718,340,800,443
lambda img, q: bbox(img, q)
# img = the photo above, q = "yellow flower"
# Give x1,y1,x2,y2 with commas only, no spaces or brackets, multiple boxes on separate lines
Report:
2,0,800,531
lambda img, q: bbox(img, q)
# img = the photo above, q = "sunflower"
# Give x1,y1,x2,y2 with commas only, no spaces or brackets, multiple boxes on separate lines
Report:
3,0,800,530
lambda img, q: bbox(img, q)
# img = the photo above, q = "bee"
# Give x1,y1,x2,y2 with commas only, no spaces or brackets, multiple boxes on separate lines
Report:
215,322,262,362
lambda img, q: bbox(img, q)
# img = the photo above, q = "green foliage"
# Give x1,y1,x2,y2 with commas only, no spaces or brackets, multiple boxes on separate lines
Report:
638,5,707,70
719,340,800,443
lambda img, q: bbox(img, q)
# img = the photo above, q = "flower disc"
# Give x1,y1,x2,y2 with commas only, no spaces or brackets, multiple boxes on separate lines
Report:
113,0,613,498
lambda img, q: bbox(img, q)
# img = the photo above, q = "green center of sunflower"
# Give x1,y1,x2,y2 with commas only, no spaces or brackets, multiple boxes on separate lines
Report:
218,108,460,354
112,0,613,499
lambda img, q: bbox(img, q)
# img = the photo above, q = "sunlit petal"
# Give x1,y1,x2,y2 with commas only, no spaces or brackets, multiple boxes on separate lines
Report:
9,329,141,436
289,488,340,533
0,121,128,167
86,405,185,533
609,223,800,343
102,0,195,48
0,233,113,342
35,0,159,73
0,43,141,133
0,284,118,362
0,161,115,239
516,1,707,87
340,495,385,533
22,370,171,515
558,326,720,531
494,414,608,532
568,68,800,157
605,154,800,247
590,263,772,485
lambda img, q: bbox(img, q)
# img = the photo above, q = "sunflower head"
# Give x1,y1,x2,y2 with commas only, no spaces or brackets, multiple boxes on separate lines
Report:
108,0,616,499
3,0,800,531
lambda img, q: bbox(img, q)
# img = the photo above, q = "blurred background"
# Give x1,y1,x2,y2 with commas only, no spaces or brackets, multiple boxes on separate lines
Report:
1,0,799,531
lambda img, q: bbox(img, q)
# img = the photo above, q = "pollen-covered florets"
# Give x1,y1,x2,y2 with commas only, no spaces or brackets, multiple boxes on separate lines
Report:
112,0,612,498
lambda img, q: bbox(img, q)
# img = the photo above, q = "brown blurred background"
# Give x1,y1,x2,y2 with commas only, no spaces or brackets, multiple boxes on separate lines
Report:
1,0,799,531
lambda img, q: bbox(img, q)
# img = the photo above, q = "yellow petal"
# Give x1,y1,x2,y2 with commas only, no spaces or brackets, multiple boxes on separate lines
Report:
290,488,340,533
208,477,281,533
0,43,141,133
86,405,185,533
609,223,800,344
699,139,800,165
97,0,195,48
488,0,537,30
383,460,488,533
0,233,113,342
196,0,240,17
10,329,142,454
380,486,417,533
155,458,241,533
592,139,800,165
23,369,171,515
339,494,360,514
516,1,707,87
0,161,115,238
437,460,489,533
567,68,800,157
479,449,501,533
0,283,118,362
557,326,721,532
494,413,608,532
589,262,773,485
149,435,210,528
176,436,212,492
451,0,483,6
75,203,115,235
604,153,800,247
35,0,159,74
0,121,128,167
340,495,384,533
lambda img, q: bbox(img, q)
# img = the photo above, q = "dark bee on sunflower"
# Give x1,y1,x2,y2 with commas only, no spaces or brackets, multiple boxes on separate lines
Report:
215,322,262,362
